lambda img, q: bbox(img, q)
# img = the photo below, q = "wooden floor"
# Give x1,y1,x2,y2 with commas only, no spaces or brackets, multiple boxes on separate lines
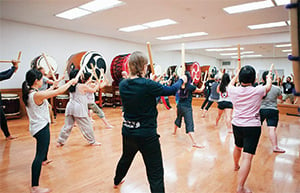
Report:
1,104,300,193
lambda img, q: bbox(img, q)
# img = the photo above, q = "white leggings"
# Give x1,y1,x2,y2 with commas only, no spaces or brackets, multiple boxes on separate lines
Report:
57,115,96,145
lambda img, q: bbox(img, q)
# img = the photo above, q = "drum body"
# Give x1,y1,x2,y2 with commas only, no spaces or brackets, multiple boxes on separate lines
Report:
67,51,106,80
31,54,58,75
1,93,20,117
55,95,69,112
110,54,130,84
186,62,201,84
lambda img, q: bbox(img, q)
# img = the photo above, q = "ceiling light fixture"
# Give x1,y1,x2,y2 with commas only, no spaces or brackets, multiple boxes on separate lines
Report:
79,0,124,12
156,32,208,40
282,49,292,52
275,43,291,47
206,47,244,52
55,8,92,20
248,21,287,29
223,0,274,14
143,19,177,28
274,0,291,6
119,25,148,32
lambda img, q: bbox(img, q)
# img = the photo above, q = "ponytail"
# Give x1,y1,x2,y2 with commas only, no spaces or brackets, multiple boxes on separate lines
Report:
22,69,43,106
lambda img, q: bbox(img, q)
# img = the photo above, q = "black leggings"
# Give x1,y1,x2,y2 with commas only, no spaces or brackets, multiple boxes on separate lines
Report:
114,135,164,193
200,97,213,111
0,106,10,137
32,124,50,187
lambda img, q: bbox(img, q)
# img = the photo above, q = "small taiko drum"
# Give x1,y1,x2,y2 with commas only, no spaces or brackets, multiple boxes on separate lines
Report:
67,51,107,80
31,54,58,75
1,93,20,117
55,95,69,112
110,54,130,84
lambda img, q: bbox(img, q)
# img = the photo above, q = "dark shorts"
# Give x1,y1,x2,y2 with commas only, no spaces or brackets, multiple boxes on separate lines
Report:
260,109,279,127
232,124,261,155
217,101,233,110
175,104,194,133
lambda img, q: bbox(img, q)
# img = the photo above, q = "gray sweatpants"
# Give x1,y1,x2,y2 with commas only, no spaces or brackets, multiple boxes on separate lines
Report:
57,115,96,145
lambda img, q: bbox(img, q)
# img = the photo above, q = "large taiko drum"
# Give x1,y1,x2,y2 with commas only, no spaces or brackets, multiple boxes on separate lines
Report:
110,54,130,84
186,62,201,84
1,93,20,117
67,51,106,80
31,54,58,75
55,95,69,112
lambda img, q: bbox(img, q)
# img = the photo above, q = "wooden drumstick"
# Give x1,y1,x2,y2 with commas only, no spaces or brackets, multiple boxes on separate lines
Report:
0,51,22,63
91,64,100,83
181,43,186,76
146,42,155,74
75,61,89,81
42,53,57,81
203,70,208,82
237,44,241,70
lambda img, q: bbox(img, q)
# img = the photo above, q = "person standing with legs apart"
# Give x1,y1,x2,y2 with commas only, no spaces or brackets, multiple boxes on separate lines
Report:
56,69,101,147
113,51,187,193
228,65,272,193
173,71,205,148
260,71,285,153
200,74,215,117
216,73,233,133
22,69,77,193
0,60,19,140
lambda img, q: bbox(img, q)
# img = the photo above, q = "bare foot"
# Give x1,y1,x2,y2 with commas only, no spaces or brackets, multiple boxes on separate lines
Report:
237,186,252,193
234,165,240,171
273,147,285,153
42,160,53,166
56,142,64,148
91,141,101,146
172,132,176,136
31,186,51,193
106,125,113,129
6,135,17,140
113,180,125,189
192,144,205,148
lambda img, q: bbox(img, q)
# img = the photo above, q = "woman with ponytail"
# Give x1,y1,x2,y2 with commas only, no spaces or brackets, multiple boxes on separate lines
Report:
22,69,77,193
56,69,101,146
113,51,187,193
172,71,205,148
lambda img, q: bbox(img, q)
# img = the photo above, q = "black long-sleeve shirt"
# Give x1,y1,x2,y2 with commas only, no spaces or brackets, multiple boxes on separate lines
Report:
120,78,183,137
0,66,16,105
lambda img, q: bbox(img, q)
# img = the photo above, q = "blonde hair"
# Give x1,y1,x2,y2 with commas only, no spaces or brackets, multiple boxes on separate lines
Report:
129,51,148,77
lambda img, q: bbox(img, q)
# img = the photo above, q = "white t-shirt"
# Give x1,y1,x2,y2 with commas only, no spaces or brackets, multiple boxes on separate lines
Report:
26,91,50,136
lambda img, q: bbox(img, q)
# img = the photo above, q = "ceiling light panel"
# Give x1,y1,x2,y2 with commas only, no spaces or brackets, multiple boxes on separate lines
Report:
282,49,292,52
79,0,125,12
119,25,148,32
223,0,274,14
206,47,244,52
248,21,287,29
143,19,177,28
275,43,291,47
274,0,290,6
55,8,91,20
156,32,208,40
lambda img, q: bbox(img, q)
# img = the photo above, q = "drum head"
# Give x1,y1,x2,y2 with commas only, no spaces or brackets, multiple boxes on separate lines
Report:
67,51,106,80
110,54,130,83
31,55,58,74
191,62,201,84
154,64,162,76
175,65,183,76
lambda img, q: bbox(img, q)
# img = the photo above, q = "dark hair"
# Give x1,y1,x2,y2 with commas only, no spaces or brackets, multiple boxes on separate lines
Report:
179,71,192,99
83,72,92,82
262,71,269,85
22,69,43,106
239,65,256,85
69,69,81,93
219,73,230,93
129,51,148,77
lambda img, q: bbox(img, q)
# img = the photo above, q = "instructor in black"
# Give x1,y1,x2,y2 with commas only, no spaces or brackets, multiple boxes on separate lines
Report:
113,51,187,193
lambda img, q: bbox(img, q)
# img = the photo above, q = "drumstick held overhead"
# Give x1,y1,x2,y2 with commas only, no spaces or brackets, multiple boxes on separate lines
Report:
181,43,185,76
0,51,22,63
146,42,155,75
42,53,57,81
91,64,100,83
237,44,241,70
203,70,208,82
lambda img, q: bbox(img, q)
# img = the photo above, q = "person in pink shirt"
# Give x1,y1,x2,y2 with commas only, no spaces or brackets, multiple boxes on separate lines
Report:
228,65,272,193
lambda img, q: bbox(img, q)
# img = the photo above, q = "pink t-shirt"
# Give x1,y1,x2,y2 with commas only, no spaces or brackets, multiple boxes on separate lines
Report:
228,85,266,127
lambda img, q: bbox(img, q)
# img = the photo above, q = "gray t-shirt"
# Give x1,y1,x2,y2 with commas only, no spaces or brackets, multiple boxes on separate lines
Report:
260,85,281,110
